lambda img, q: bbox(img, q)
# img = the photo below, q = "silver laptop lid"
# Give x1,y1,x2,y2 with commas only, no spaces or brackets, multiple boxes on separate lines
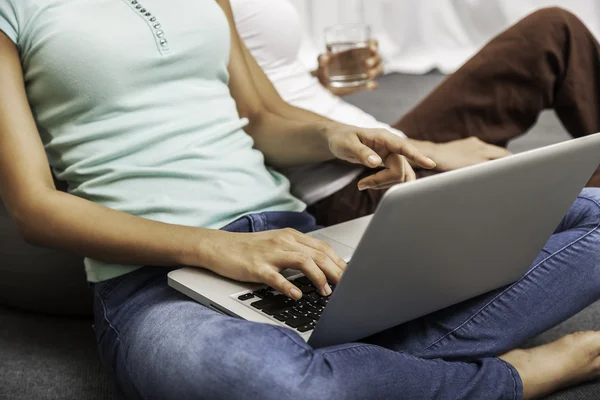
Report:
308,133,600,348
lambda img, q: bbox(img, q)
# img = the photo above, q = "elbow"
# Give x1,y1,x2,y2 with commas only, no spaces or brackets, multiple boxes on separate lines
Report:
236,96,271,126
11,208,43,246
4,197,51,247
239,105,267,125
241,108,271,138
17,220,44,247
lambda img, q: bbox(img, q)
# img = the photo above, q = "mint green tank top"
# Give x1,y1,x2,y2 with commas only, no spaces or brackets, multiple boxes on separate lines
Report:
0,0,305,282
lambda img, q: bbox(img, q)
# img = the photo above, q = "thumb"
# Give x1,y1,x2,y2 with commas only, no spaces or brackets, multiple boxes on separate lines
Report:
368,39,379,55
347,136,382,168
317,54,330,84
318,53,330,67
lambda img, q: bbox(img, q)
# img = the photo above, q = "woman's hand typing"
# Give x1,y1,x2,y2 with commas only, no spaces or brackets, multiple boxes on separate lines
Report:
202,229,347,300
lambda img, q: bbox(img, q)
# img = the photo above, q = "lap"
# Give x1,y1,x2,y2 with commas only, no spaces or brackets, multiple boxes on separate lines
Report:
93,190,600,398
93,266,323,400
93,266,520,400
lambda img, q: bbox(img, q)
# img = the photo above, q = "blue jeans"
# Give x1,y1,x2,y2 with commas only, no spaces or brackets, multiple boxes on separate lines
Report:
92,190,600,400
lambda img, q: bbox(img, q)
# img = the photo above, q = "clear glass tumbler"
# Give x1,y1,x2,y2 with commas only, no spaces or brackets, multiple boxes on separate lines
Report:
324,24,372,88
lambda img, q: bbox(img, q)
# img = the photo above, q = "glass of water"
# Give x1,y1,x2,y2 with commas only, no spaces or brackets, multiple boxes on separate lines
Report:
324,24,372,88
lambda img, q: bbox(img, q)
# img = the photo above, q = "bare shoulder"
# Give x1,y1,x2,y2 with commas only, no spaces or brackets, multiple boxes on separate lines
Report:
0,30,19,63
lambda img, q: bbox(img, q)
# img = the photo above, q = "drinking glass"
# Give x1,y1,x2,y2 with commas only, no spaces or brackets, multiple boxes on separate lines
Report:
324,24,372,88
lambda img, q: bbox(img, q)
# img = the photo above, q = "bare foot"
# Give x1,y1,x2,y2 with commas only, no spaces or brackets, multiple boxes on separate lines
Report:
500,331,600,399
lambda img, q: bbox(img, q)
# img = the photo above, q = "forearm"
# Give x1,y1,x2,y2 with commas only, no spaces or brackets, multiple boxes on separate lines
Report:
219,0,349,165
245,110,336,168
266,96,337,125
219,0,430,173
16,189,221,268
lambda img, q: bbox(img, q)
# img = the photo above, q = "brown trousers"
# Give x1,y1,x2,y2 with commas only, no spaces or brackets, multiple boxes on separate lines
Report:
310,7,600,227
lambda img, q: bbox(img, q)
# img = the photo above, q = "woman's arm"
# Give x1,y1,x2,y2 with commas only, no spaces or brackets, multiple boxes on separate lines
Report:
221,6,509,179
0,32,344,297
0,33,219,268
217,0,435,187
218,0,336,166
222,0,371,129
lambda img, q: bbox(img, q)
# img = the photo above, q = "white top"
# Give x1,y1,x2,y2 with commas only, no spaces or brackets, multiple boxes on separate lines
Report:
231,0,405,205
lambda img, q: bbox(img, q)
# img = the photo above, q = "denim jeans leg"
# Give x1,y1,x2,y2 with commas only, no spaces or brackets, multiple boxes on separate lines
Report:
93,211,523,400
93,266,521,400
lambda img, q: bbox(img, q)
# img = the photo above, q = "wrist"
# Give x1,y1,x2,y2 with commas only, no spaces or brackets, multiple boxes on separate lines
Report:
176,227,229,269
314,120,340,155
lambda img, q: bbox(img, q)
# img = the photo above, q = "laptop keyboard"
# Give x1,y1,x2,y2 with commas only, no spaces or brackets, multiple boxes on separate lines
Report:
234,276,335,333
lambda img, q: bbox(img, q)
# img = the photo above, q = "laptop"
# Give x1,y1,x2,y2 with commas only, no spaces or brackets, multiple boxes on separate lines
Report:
168,133,600,348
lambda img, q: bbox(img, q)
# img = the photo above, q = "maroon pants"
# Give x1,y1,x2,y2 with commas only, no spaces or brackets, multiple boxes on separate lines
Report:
310,7,600,226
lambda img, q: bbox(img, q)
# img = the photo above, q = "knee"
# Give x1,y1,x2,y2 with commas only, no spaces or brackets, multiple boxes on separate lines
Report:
522,7,587,37
529,6,574,21
554,189,600,234
579,188,600,211
184,325,344,400
207,355,342,399
498,6,593,73
572,188,600,225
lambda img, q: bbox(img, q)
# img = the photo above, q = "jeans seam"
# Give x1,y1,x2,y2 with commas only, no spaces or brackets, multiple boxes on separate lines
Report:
323,346,522,399
320,343,378,357
246,215,256,232
97,292,146,400
97,274,128,298
260,213,268,231
497,358,520,400
420,199,600,353
578,194,600,210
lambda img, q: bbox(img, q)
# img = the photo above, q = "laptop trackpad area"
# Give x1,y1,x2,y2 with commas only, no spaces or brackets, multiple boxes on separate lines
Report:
310,233,356,262
309,215,372,261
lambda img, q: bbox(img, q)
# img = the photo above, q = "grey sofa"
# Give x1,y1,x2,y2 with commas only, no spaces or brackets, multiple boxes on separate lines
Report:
1,73,599,400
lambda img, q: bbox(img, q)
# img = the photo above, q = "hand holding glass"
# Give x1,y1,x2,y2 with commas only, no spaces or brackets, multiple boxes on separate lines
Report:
324,24,373,89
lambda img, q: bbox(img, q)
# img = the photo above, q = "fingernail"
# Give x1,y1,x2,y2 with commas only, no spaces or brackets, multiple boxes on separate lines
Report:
290,287,302,300
322,283,332,296
368,155,381,166
427,157,437,167
366,59,375,67
358,185,370,191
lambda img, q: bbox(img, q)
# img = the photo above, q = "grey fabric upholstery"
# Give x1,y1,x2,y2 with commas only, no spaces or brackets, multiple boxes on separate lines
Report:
0,198,90,317
0,305,124,400
0,73,598,399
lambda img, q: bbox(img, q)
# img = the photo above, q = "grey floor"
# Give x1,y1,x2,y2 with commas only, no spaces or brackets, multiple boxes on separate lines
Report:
0,73,597,400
